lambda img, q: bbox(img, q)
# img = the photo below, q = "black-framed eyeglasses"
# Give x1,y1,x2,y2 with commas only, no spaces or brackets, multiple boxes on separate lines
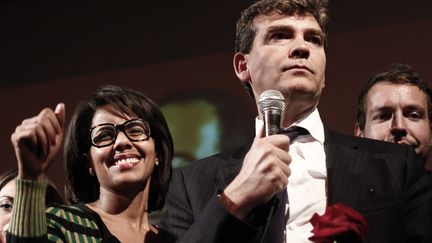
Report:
90,119,151,148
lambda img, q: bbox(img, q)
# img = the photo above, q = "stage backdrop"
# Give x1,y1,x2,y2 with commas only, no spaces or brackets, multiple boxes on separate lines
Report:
1,2,431,203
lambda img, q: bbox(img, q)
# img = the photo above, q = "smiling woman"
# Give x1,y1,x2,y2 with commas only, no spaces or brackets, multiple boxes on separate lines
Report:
7,85,174,243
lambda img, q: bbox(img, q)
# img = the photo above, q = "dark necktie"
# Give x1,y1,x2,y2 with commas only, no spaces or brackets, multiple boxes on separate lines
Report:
281,126,310,141
262,126,309,243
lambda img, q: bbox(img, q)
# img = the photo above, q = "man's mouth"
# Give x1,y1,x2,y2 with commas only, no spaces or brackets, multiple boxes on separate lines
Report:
396,140,417,149
283,65,313,74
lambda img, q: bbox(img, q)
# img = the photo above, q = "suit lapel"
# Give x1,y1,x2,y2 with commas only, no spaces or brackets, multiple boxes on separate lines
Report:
214,145,249,191
213,143,284,242
324,128,368,207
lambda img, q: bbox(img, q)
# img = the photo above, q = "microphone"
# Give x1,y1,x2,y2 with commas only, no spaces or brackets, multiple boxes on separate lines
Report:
258,90,287,243
258,90,286,137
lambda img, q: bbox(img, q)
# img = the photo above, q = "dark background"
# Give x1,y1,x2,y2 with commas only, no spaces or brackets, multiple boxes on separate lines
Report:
1,0,431,194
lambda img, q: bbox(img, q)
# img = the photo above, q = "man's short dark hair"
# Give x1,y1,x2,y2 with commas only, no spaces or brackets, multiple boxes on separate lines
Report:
357,63,432,130
235,0,329,97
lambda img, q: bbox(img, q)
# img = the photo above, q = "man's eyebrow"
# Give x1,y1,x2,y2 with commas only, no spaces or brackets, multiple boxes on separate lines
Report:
306,28,325,38
264,25,326,39
369,106,392,114
404,104,426,112
264,25,293,37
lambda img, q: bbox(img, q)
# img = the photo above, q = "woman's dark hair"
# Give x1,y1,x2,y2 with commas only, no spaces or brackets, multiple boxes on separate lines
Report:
0,170,17,191
63,85,173,212
0,169,64,204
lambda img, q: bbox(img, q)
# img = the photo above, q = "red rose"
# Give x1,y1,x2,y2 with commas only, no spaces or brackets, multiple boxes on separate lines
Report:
309,203,368,243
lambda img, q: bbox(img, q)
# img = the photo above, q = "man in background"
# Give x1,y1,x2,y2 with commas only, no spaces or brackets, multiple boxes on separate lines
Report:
355,63,432,170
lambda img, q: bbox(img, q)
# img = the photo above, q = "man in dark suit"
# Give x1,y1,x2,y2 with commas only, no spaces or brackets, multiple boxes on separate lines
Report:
160,0,432,242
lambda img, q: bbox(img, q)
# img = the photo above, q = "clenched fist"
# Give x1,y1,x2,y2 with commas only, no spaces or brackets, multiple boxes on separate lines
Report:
11,103,66,180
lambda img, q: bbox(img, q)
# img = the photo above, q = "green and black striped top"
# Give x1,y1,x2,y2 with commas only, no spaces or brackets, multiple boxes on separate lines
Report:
7,179,123,242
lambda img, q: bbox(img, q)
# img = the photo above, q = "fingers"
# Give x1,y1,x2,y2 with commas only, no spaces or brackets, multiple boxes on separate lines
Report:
11,104,65,170
0,229,5,243
13,116,50,159
253,133,291,156
36,107,61,155
255,140,291,181
227,134,292,208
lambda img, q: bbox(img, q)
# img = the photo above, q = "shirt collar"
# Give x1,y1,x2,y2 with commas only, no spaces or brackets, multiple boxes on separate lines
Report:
255,108,325,144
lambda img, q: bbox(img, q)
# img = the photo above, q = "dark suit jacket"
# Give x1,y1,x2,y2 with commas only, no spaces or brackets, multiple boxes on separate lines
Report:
160,128,432,243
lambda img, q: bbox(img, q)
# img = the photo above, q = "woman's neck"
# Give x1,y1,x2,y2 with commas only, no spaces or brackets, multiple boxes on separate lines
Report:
87,180,151,230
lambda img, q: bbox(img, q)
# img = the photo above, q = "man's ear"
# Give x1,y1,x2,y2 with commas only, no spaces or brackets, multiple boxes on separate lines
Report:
354,123,364,137
233,52,250,83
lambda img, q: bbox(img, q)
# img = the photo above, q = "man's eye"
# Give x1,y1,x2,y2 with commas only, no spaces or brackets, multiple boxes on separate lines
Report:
270,32,289,40
407,111,422,119
308,36,323,45
374,112,392,121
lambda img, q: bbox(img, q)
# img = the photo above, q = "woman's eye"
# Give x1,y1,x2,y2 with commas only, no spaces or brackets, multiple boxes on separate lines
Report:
128,127,145,135
94,131,114,142
0,203,12,209
0,199,13,213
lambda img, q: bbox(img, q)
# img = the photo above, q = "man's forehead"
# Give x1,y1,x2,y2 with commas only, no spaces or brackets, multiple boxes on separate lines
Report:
369,82,426,98
253,12,321,31
367,83,429,109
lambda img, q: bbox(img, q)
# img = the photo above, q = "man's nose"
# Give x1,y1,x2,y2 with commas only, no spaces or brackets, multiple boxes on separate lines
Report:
390,114,408,138
289,38,310,59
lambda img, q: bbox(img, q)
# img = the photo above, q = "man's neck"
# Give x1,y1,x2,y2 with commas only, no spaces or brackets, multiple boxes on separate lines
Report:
280,99,318,127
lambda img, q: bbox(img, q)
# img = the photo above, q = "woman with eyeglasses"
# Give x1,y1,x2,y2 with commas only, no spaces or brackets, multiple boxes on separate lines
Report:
8,85,173,243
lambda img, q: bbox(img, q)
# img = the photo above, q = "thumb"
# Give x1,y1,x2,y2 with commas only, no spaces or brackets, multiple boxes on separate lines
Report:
54,103,66,130
255,123,264,139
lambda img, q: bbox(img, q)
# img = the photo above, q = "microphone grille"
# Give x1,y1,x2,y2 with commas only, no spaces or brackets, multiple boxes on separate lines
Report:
258,90,286,113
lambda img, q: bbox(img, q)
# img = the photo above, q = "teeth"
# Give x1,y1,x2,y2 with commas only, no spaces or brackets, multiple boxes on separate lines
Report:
114,157,140,166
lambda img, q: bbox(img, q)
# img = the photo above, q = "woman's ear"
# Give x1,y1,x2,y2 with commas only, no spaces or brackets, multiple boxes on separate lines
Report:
82,153,95,176
155,155,159,166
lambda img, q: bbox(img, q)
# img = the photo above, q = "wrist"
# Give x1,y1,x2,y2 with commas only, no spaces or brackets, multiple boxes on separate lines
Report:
18,168,47,181
217,189,250,220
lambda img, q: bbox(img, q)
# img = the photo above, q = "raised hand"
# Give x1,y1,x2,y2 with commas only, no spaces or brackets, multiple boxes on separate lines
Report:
223,127,291,219
11,103,66,180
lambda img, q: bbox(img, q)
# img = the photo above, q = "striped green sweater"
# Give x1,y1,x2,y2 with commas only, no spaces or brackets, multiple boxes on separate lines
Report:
8,179,120,243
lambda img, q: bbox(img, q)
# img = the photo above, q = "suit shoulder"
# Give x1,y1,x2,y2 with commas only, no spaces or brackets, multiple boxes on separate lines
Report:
325,129,414,154
175,144,249,176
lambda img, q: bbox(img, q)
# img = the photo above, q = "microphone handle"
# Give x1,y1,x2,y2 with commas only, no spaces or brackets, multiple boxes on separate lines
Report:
260,108,286,243
262,109,281,136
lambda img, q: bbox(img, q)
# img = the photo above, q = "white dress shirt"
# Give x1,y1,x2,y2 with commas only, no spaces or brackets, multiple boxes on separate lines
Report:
255,108,327,243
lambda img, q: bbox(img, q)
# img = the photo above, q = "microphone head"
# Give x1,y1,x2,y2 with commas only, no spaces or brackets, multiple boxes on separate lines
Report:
258,90,286,114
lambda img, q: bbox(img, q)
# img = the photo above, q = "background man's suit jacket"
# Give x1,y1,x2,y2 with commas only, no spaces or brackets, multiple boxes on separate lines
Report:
160,128,432,243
